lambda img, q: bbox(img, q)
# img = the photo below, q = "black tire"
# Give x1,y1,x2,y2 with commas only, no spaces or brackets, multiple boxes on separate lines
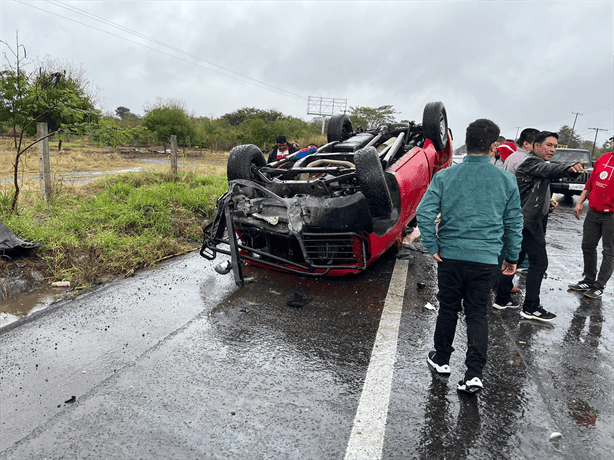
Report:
227,144,266,182
563,193,574,203
327,114,353,143
354,146,393,218
422,101,449,151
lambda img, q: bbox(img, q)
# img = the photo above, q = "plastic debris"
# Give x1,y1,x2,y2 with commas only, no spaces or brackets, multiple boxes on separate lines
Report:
424,302,436,311
51,281,70,287
549,432,562,441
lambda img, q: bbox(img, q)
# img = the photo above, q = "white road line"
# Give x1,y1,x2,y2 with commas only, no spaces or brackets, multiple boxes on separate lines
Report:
344,259,408,460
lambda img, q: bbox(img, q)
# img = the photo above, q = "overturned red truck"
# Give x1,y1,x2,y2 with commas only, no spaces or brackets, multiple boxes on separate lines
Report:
201,102,453,286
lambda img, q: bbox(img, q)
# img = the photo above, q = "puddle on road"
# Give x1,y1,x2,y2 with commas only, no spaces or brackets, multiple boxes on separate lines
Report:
0,286,68,329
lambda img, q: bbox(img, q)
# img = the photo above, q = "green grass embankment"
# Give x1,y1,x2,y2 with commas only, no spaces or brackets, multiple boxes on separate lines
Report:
1,170,228,289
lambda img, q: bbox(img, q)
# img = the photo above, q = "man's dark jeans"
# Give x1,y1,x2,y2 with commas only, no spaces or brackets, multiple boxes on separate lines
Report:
582,209,614,290
434,258,498,380
521,225,549,312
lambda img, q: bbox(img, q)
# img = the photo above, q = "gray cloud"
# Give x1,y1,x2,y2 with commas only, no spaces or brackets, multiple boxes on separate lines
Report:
2,1,612,145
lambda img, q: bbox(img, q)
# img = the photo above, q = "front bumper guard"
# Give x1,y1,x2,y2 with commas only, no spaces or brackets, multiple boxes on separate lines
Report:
200,180,368,286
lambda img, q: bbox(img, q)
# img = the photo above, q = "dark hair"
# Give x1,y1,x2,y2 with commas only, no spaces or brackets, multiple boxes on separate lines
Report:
534,131,559,145
516,128,539,148
465,119,500,153
276,135,287,144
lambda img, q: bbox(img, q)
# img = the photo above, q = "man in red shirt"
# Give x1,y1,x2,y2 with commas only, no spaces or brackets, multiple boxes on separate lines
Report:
569,145,614,300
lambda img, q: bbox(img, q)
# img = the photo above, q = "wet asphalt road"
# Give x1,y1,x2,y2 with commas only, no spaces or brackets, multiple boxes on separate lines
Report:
0,199,612,459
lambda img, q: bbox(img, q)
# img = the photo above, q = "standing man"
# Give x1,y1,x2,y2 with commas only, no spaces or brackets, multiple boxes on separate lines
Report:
417,119,523,395
515,131,587,322
490,135,507,168
568,146,614,300
503,128,540,175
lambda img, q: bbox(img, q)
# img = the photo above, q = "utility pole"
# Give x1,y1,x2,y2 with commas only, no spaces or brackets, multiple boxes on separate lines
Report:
588,127,608,158
567,111,583,146
515,127,522,140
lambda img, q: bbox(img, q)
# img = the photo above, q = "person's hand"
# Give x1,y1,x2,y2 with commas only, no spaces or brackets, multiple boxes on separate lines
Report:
568,163,587,173
433,253,443,263
501,260,517,276
549,200,559,212
574,202,584,219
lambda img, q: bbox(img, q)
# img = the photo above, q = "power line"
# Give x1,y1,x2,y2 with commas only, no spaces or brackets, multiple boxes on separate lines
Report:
50,0,307,101
16,0,307,102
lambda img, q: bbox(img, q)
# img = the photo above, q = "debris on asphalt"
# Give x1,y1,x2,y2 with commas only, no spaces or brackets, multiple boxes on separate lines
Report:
549,432,562,441
287,292,311,308
424,302,436,311
214,260,232,275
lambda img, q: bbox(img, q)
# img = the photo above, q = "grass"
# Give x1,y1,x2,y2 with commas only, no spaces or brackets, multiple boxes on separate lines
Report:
1,136,230,290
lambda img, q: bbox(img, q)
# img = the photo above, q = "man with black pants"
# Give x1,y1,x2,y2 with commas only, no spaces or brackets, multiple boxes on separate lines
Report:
417,119,524,395
568,147,614,300
515,131,587,322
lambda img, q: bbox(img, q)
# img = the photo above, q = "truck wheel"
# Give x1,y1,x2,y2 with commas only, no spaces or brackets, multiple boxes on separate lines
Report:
354,146,392,218
227,144,266,182
327,114,353,143
423,101,449,151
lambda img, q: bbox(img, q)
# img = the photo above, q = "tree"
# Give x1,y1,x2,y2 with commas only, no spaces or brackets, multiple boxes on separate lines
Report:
115,106,131,119
0,35,32,147
143,101,195,149
349,105,398,130
85,116,145,148
1,34,100,211
557,125,583,148
221,107,284,126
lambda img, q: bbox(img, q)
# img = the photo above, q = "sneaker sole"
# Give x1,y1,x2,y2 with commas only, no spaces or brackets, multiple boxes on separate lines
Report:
520,310,556,322
583,293,602,299
493,303,520,310
427,356,451,375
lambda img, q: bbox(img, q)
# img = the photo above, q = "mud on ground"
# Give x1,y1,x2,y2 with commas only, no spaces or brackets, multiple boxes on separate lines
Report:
0,257,49,299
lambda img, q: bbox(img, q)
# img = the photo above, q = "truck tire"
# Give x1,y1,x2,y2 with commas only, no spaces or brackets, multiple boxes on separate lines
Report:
354,146,392,218
422,101,449,152
227,144,266,182
327,114,353,143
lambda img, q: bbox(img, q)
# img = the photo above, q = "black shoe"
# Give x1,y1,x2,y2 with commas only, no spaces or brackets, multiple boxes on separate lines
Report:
568,281,593,291
493,300,520,310
583,287,603,300
427,351,451,375
520,306,556,322
457,377,483,395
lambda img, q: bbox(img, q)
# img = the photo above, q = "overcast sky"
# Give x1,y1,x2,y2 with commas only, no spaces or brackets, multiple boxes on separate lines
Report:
2,1,613,147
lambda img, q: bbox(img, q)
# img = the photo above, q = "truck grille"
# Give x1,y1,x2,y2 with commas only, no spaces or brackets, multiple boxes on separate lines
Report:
302,233,366,268
556,171,590,184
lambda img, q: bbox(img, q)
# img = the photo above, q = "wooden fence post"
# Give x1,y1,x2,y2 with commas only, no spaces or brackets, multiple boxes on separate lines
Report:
170,135,178,175
37,123,52,200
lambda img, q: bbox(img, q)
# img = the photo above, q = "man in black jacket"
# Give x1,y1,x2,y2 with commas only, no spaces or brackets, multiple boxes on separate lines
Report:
267,135,298,163
515,131,587,322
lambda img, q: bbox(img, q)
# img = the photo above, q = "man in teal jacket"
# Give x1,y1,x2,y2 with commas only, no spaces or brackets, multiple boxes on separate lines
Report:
417,118,524,395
